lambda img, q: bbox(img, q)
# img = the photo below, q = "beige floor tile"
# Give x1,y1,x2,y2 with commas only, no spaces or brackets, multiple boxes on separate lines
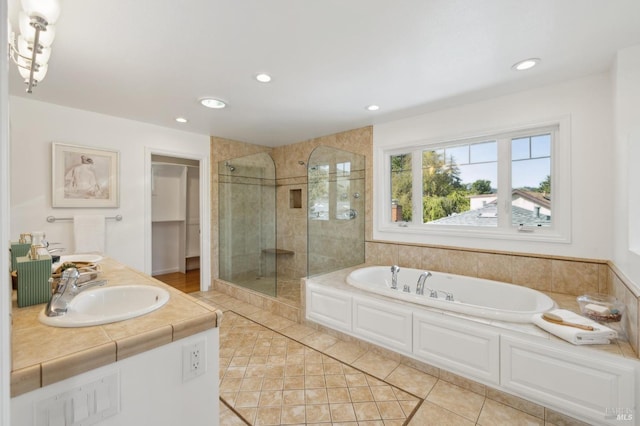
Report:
477,399,544,426
282,389,305,406
544,408,592,426
352,351,400,380
279,323,317,340
306,403,331,422
324,340,369,364
385,364,437,398
258,390,284,407
235,390,261,408
280,404,306,425
255,405,281,425
235,407,257,425
328,402,357,422
327,387,351,403
353,401,382,421
305,388,329,404
300,331,340,351
348,386,374,402
426,380,485,422
218,298,580,426
219,400,248,426
377,400,405,419
407,401,475,426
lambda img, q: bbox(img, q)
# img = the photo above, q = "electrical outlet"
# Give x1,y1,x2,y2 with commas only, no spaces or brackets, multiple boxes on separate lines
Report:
183,340,206,382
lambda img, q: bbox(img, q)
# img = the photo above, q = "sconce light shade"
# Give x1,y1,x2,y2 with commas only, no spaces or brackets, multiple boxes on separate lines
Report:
9,0,61,92
19,12,56,47
21,0,61,24
18,58,47,82
18,35,51,65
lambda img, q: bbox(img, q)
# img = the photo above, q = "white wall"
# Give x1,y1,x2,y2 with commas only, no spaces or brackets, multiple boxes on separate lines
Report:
11,329,219,426
9,97,210,272
373,73,614,260
1,1,12,424
613,45,640,290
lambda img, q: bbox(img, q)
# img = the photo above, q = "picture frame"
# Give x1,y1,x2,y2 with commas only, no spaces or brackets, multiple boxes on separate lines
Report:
52,143,120,208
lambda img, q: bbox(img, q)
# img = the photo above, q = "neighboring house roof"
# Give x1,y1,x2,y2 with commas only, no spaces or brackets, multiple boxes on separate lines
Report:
511,189,551,209
429,204,551,227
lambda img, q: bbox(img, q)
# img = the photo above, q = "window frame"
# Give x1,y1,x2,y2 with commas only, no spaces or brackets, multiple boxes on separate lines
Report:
377,117,571,243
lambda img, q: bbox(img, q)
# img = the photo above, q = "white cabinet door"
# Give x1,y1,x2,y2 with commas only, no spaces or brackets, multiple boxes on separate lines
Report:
306,284,352,332
413,311,500,385
501,335,636,426
352,296,413,354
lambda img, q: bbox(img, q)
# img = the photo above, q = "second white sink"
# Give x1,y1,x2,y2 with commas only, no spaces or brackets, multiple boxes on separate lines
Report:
39,285,170,327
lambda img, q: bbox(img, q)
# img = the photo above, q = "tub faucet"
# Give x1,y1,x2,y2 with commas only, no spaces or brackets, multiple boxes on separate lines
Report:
390,265,400,290
415,271,432,295
436,290,454,301
45,267,107,317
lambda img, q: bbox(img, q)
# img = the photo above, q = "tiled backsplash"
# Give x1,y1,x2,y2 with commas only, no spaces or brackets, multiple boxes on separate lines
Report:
366,240,640,357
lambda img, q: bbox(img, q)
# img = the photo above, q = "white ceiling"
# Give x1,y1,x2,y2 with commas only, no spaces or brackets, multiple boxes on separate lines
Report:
8,0,640,147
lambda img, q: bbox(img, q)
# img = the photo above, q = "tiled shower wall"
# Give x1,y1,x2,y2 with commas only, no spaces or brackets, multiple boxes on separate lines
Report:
271,127,373,280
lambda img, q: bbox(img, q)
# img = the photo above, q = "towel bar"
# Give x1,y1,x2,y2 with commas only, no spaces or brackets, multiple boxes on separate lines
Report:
46,215,123,223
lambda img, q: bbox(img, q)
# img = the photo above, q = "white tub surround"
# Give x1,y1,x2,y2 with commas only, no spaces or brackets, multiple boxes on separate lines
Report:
305,265,639,426
347,266,555,323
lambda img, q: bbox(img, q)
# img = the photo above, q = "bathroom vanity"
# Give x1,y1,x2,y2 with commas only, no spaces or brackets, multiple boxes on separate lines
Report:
9,258,221,426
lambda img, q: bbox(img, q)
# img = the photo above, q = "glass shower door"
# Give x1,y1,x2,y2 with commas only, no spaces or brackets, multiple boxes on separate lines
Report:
218,152,277,297
308,146,365,276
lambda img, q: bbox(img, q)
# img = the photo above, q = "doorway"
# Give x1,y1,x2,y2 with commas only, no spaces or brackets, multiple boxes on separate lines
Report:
144,149,211,293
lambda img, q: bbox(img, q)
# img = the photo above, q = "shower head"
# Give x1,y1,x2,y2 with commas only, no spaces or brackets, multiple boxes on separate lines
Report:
224,161,235,172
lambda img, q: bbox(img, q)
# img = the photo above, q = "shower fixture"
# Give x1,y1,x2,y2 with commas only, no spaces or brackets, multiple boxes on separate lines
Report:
224,161,235,172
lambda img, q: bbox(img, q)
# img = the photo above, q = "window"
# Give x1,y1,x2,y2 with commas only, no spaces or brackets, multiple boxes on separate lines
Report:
382,121,569,242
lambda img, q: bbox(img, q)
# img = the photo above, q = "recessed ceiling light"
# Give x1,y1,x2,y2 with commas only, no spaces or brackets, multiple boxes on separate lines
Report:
512,58,541,71
175,117,188,123
255,73,272,83
366,105,380,111
200,98,227,109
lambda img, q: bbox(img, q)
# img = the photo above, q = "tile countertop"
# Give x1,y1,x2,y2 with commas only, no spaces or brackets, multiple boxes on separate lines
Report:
10,258,222,397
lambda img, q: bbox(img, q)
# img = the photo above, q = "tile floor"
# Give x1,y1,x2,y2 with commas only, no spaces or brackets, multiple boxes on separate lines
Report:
193,290,587,426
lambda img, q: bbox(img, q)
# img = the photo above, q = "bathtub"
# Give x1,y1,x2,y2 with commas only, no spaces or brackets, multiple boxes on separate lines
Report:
346,266,555,323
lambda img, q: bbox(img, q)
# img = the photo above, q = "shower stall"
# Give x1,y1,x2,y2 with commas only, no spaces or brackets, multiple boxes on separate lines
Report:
307,146,366,276
218,152,277,297
217,145,365,302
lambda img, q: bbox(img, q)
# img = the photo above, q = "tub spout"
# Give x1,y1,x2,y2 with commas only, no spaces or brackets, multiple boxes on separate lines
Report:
415,271,432,295
390,265,400,290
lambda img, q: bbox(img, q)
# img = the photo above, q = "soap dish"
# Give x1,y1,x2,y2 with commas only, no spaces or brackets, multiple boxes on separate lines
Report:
577,293,624,323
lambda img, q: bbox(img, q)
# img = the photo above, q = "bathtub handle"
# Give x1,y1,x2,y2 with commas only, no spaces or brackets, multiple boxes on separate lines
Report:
437,290,454,301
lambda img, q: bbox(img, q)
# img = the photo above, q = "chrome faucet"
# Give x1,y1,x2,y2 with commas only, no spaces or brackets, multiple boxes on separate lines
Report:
436,290,454,301
415,271,432,295
45,268,107,317
390,265,400,290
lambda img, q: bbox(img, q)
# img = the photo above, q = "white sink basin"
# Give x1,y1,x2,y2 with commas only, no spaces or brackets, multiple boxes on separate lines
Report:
39,285,170,327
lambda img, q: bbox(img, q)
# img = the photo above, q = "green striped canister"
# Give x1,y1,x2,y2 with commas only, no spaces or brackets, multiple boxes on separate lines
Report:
10,242,31,271
16,255,53,308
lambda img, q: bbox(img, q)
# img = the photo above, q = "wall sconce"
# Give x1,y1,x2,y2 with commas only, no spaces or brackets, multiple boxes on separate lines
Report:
7,0,61,93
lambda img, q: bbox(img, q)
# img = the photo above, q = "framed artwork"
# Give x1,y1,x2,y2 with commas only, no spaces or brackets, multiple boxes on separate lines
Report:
52,143,120,208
